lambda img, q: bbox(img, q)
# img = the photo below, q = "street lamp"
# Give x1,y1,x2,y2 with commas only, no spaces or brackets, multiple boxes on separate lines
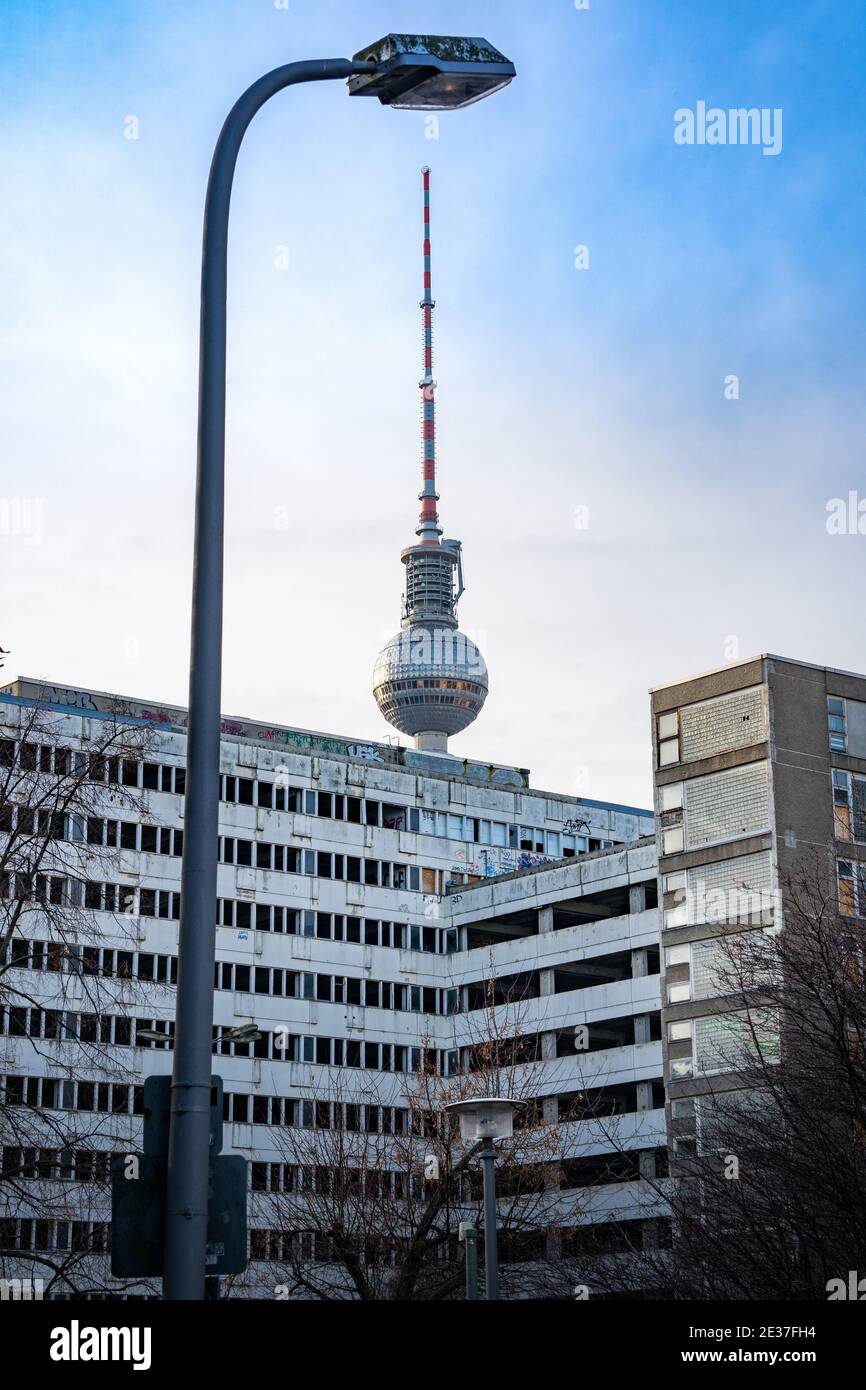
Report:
219,1023,262,1045
135,1026,173,1046
137,1022,261,1045
165,34,516,1303
348,35,516,109
446,1097,524,1301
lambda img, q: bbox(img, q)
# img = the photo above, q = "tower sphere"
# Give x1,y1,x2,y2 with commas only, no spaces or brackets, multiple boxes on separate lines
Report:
373,624,488,738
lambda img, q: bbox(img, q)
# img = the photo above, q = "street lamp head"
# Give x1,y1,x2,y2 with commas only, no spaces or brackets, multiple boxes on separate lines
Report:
445,1096,525,1143
136,1026,173,1045
348,34,516,110
222,1022,261,1044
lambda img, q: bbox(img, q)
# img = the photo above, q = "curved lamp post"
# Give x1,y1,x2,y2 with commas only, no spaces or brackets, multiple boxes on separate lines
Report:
165,35,515,1302
446,1097,524,1300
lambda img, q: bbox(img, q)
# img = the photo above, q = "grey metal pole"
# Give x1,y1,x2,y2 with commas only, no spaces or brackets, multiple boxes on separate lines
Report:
163,56,376,1302
462,1223,479,1300
480,1138,499,1300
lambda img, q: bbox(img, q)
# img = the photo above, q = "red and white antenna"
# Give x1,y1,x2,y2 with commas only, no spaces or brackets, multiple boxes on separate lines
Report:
417,166,441,545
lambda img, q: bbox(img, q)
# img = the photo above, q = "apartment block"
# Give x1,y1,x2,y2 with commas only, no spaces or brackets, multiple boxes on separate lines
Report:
651,653,866,1148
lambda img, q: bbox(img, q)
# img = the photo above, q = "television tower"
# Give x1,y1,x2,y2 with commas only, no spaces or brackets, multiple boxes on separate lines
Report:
372,168,488,752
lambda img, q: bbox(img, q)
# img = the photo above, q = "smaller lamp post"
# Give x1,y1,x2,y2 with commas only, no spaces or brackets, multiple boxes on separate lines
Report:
446,1097,524,1300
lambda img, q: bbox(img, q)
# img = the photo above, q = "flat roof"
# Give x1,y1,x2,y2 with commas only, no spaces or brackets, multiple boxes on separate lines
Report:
649,652,866,694
0,676,652,816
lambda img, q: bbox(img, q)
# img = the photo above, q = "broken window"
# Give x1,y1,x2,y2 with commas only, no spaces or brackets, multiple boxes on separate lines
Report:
382,803,406,831
251,1162,267,1191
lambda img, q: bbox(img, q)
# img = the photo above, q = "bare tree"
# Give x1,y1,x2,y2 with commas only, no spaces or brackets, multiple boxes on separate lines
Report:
593,853,866,1301
0,694,159,1294
236,965,655,1301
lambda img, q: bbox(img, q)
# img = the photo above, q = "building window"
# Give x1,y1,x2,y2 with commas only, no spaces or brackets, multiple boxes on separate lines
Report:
837,860,866,917
657,711,680,767
669,1058,693,1079
833,770,866,844
662,826,684,856
668,1019,693,1042
663,903,687,930
665,943,690,966
828,696,847,753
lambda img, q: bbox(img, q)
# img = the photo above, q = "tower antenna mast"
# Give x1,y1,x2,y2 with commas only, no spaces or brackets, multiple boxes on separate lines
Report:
417,166,441,545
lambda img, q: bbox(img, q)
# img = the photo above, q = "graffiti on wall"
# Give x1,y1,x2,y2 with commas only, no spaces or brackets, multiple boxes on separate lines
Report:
6,680,529,787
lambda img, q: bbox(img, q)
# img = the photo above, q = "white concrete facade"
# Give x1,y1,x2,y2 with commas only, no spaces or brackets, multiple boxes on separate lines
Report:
0,681,662,1296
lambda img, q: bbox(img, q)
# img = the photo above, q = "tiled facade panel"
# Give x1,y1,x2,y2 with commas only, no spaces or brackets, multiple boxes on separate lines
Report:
679,685,767,764
691,930,765,1001
685,851,774,926
684,761,770,851
693,1008,779,1075
695,1087,768,1145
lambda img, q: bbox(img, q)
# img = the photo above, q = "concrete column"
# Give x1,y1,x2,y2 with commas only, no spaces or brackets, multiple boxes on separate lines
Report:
629,883,647,915
639,1148,661,1256
539,966,557,1125
538,906,557,1128
643,1224,660,1251
633,1014,651,1044
636,1080,654,1112
631,946,648,978
639,1149,657,1179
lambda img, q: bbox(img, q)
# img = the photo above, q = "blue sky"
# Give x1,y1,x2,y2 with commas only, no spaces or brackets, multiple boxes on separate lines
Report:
2,0,865,806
